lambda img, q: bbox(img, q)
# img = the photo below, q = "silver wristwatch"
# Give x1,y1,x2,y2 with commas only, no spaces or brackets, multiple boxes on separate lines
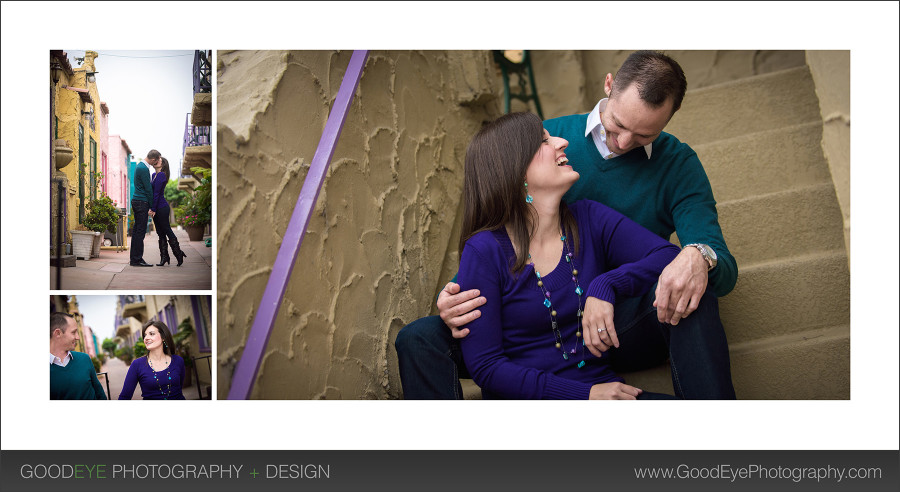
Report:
684,243,718,271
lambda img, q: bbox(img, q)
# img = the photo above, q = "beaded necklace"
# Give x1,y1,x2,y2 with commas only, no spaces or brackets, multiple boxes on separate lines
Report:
529,232,586,368
147,354,173,400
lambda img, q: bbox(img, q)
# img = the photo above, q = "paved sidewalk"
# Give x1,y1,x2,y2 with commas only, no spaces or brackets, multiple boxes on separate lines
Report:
51,229,212,290
100,357,202,400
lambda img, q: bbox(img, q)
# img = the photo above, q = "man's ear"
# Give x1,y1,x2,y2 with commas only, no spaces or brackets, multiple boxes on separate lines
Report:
604,73,614,97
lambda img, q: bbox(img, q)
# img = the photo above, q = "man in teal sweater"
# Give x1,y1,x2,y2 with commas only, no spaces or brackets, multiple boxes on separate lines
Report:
397,51,736,399
130,149,159,267
50,312,106,400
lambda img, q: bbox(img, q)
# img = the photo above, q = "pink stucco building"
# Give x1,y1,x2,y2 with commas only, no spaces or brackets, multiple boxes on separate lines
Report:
98,102,110,201
82,324,98,358
107,135,132,209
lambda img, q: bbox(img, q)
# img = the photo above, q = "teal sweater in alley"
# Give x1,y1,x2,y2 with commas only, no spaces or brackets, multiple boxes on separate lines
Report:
132,162,153,203
50,351,107,400
544,113,737,297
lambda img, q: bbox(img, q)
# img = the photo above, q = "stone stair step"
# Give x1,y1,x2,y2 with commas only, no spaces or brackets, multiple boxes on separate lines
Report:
620,325,849,399
461,378,482,400
695,121,833,203
715,183,844,266
719,251,849,344
666,66,822,147
729,325,850,399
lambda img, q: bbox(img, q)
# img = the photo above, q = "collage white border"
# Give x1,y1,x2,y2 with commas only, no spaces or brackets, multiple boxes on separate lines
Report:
1,1,897,453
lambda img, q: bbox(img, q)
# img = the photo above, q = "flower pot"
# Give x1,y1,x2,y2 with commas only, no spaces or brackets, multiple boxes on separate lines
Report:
54,139,74,170
91,231,102,257
71,230,95,260
184,225,205,241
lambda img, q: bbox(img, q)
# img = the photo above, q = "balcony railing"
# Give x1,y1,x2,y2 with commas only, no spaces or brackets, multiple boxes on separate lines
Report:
182,112,211,158
193,50,212,94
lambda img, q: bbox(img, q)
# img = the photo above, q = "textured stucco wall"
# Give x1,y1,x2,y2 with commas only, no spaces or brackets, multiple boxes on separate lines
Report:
55,70,88,238
56,51,104,238
516,50,806,119
805,51,850,263
216,50,500,399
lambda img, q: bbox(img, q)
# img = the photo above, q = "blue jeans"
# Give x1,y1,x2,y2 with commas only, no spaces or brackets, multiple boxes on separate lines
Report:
394,288,736,400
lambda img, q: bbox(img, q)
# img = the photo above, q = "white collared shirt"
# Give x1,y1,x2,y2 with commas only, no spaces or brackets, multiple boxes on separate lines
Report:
50,351,73,367
585,98,653,160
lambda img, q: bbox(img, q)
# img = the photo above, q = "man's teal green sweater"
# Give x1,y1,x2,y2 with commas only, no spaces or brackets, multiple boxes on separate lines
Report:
544,113,737,297
132,162,153,203
50,351,106,400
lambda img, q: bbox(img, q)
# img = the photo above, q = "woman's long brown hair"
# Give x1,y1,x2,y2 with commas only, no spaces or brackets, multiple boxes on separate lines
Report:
459,112,579,274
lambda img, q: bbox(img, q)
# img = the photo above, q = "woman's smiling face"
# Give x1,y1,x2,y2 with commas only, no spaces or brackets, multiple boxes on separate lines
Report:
524,129,577,192
144,326,163,351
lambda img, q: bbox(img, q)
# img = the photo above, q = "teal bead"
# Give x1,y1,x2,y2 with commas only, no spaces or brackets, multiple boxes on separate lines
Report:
577,360,585,369
544,299,551,308
575,286,583,295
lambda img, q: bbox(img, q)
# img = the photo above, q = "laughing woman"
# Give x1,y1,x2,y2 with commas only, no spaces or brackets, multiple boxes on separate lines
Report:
118,321,186,400
457,112,681,399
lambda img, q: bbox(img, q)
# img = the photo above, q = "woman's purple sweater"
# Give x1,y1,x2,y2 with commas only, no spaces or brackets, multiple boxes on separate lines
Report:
151,171,168,213
118,354,186,400
457,200,680,399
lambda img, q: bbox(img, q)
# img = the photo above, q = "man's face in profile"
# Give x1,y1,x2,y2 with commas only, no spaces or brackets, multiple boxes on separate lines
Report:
147,156,160,166
62,317,79,350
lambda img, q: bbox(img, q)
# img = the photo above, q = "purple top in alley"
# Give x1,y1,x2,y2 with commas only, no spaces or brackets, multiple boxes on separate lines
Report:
118,354,186,400
151,171,168,213
457,200,680,400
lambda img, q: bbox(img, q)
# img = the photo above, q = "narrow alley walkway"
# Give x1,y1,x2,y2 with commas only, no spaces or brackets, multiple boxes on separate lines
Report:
51,229,212,290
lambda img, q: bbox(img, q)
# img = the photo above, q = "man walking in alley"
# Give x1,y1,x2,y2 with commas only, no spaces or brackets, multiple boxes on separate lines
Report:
50,312,106,400
130,150,158,267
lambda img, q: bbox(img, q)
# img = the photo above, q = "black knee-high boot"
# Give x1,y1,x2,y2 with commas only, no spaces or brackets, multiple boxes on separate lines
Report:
156,237,171,266
170,237,188,266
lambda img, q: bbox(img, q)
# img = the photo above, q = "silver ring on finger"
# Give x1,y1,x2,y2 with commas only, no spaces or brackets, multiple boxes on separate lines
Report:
597,327,606,333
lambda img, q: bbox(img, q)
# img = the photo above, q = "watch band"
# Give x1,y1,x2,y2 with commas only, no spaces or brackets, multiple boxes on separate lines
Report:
684,243,717,271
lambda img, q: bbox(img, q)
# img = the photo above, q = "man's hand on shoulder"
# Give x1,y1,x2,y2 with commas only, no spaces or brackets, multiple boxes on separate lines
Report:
653,247,708,325
437,282,487,339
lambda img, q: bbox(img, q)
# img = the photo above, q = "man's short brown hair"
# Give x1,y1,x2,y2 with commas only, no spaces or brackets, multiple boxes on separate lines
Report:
612,51,688,115
147,149,161,160
51,312,73,338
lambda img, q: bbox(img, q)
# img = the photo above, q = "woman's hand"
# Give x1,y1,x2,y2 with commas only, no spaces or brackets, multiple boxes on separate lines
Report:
581,297,618,358
589,382,642,400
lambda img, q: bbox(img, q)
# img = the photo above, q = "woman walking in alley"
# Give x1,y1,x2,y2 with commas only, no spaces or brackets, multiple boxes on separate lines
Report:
118,321,187,400
150,157,188,266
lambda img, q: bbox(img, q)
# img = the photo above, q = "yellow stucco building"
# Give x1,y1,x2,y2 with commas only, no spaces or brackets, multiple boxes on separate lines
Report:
51,50,105,254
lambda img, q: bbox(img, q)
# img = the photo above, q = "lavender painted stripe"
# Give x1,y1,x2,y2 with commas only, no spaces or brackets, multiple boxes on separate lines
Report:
228,50,369,400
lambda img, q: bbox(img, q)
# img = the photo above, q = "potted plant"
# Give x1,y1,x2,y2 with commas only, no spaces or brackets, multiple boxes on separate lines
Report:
179,167,211,241
70,225,96,260
83,194,119,257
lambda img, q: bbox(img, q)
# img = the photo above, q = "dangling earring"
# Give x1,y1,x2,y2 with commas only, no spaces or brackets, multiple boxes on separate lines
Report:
163,341,168,354
525,181,533,204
